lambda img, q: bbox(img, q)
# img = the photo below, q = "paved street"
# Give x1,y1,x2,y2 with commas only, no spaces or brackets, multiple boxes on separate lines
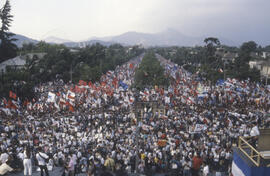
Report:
6,167,168,176
7,167,86,176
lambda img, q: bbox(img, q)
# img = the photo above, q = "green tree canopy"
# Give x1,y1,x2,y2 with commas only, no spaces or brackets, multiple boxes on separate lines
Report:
240,41,257,54
134,51,168,89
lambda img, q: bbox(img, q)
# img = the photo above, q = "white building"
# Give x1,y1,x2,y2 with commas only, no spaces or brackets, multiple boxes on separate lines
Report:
0,52,46,74
0,56,26,73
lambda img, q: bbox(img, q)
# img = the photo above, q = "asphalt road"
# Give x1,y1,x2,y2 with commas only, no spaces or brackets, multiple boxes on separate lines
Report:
7,167,168,176
7,167,86,176
6,168,169,176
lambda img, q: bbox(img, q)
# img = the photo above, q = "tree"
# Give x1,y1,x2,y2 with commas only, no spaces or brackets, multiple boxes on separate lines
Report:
204,37,220,58
265,45,270,52
240,41,257,54
134,51,168,89
0,0,17,62
236,41,258,64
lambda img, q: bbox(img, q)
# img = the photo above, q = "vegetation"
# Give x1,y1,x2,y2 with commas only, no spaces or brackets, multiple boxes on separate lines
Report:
0,1,267,99
134,51,168,89
156,38,263,84
0,42,144,99
0,0,17,62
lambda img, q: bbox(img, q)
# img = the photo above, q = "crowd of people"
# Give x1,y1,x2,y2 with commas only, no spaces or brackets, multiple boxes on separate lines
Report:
0,53,270,176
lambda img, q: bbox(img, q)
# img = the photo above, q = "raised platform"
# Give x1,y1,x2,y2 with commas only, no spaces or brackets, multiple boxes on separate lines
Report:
233,147,270,176
232,135,270,176
260,151,270,159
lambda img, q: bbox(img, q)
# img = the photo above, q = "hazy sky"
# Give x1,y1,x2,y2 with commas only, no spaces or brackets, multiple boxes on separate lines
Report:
3,0,270,44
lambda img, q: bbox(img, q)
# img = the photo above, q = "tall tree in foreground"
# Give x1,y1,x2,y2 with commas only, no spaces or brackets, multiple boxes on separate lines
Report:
0,0,17,62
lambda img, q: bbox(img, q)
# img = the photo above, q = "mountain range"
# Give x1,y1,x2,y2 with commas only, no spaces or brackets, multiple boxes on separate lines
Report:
12,29,238,48
13,34,38,47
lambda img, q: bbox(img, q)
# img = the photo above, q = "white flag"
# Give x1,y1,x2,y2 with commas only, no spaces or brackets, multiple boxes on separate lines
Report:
47,92,56,103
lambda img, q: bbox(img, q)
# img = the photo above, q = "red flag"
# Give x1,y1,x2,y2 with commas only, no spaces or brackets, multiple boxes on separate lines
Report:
69,105,74,112
157,139,167,147
75,85,81,93
9,91,17,100
92,84,97,90
79,80,87,86
65,101,75,112
23,100,29,107
59,98,66,105
129,63,134,69
101,81,106,87
88,81,93,88
7,100,17,109
112,77,118,88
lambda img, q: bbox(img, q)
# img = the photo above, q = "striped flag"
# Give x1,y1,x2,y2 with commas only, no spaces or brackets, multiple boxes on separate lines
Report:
9,91,17,100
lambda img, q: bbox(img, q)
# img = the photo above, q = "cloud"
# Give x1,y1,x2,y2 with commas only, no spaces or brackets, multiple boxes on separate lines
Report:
8,0,270,45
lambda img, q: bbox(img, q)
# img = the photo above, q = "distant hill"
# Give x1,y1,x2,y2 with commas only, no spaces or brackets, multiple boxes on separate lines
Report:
63,40,116,48
11,29,238,48
10,34,116,48
91,29,202,46
92,28,238,47
13,34,38,47
43,36,73,44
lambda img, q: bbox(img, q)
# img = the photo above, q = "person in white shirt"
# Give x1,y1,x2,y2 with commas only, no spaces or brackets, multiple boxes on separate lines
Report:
0,150,9,164
36,147,49,176
202,163,209,176
250,122,260,148
23,146,32,176
0,158,13,175
250,123,260,137
72,152,77,175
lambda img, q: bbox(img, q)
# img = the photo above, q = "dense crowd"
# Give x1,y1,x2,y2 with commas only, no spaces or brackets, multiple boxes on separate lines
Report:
0,54,270,176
